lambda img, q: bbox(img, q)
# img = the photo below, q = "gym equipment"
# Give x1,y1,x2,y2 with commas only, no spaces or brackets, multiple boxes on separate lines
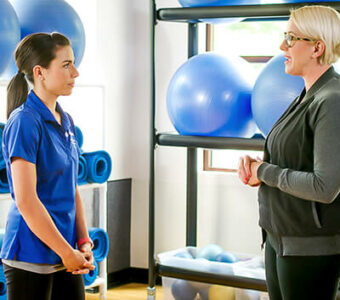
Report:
75,126,84,149
0,0,20,76
171,279,198,300
167,52,256,138
251,54,304,135
88,227,109,262
215,251,239,263
196,244,224,261
82,151,112,184
78,155,88,185
4,0,85,78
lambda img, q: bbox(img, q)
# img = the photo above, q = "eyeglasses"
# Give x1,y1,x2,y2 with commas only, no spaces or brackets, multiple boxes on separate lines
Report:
284,32,314,48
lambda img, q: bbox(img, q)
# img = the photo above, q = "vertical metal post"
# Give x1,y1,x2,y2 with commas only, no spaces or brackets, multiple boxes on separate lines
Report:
186,23,198,247
148,0,156,299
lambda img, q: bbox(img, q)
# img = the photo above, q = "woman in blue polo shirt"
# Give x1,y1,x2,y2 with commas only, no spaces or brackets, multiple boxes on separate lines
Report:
0,33,94,299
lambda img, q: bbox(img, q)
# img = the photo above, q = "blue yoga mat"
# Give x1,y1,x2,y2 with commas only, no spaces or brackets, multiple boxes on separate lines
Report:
82,151,112,184
0,228,4,252
0,123,5,160
78,155,88,185
75,126,83,149
0,264,7,299
88,227,109,262
83,259,98,286
0,160,9,194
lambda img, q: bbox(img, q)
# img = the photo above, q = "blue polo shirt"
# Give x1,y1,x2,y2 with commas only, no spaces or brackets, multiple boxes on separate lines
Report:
0,90,80,264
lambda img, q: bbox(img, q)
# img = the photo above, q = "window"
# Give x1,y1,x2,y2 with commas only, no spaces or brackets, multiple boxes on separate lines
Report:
204,20,287,172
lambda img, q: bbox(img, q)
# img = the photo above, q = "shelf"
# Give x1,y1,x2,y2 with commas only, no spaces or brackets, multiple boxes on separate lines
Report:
157,2,340,22
156,263,267,292
157,133,265,150
85,277,106,289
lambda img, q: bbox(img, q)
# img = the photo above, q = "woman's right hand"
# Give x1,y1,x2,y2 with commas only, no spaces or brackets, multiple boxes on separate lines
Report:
61,248,93,274
238,155,256,184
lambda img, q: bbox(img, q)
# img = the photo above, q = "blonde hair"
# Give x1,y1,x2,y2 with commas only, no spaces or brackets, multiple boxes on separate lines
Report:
290,5,340,65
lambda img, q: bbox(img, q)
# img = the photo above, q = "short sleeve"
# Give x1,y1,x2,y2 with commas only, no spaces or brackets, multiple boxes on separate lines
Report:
4,112,41,164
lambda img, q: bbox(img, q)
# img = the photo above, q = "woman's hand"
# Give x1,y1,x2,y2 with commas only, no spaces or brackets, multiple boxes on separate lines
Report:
238,155,263,186
71,242,95,275
248,160,263,187
238,155,257,184
61,248,93,274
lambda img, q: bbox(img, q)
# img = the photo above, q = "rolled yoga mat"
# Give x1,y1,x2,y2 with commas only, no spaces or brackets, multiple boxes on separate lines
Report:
75,126,83,149
0,160,9,193
77,155,88,185
0,123,5,159
0,228,4,252
88,227,109,262
0,264,7,300
82,259,98,286
82,151,112,184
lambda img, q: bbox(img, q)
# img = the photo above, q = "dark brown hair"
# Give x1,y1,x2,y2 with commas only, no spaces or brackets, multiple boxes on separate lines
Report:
6,32,70,119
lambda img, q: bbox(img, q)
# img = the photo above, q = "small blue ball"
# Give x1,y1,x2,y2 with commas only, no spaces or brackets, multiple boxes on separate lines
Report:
215,251,239,263
171,279,197,300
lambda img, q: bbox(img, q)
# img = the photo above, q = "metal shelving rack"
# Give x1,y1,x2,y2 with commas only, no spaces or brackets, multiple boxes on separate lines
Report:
148,1,340,299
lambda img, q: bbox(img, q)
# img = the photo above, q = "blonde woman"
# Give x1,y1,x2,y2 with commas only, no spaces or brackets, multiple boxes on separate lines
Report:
238,5,340,300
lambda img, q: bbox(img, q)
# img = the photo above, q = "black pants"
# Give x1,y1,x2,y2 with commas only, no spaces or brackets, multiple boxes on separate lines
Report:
265,238,340,300
3,263,85,300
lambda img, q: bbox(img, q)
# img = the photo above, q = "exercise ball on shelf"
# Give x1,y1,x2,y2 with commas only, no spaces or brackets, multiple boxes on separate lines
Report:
251,54,304,136
171,279,198,300
0,0,20,76
196,244,224,261
167,52,257,138
4,0,85,79
215,251,239,263
178,0,260,24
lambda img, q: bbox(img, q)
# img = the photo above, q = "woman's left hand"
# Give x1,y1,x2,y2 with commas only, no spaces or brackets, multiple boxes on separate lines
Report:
72,242,95,275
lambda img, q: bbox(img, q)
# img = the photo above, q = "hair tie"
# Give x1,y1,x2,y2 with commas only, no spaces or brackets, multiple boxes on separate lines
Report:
17,70,25,77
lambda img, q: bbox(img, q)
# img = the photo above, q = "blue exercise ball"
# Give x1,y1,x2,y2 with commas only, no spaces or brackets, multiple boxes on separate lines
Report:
251,54,304,136
0,0,20,76
178,0,259,24
215,251,239,263
5,0,85,78
167,52,257,138
171,279,198,300
196,244,224,261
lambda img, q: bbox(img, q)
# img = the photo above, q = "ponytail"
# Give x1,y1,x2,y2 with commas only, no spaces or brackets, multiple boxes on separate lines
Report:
6,71,29,119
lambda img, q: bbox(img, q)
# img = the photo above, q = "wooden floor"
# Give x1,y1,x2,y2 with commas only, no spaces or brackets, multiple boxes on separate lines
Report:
85,283,164,300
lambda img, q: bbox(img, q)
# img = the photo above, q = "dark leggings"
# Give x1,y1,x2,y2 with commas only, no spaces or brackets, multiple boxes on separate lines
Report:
3,263,85,300
265,239,340,300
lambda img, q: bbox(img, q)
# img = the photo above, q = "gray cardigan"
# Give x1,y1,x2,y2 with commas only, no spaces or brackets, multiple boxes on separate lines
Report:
257,66,340,256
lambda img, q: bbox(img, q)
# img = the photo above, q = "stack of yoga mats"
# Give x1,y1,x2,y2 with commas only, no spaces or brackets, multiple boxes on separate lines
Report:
0,228,7,300
82,227,109,286
75,126,112,185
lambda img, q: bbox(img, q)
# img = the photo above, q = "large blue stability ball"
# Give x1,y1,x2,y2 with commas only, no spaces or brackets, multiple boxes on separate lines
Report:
251,54,304,136
0,0,20,76
171,279,198,300
4,0,85,78
167,52,256,138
